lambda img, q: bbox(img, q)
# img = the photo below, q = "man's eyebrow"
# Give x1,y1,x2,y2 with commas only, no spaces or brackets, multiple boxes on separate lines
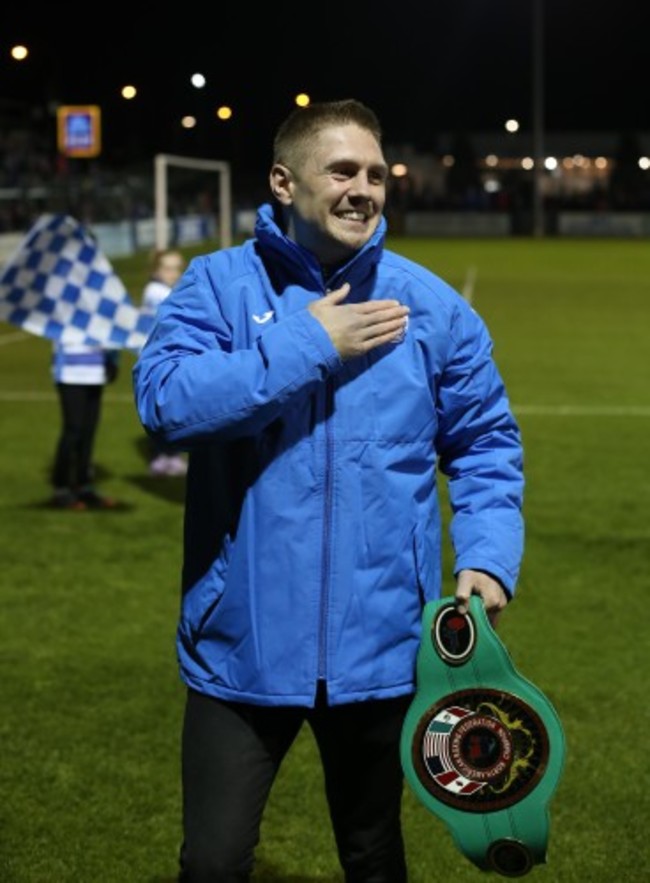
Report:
325,158,389,173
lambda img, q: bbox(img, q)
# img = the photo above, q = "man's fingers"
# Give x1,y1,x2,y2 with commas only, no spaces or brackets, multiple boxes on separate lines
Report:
354,327,406,352
455,571,474,615
454,569,509,630
357,314,408,343
324,282,351,303
488,608,502,629
455,596,470,615
352,303,409,339
309,290,410,359
354,298,406,313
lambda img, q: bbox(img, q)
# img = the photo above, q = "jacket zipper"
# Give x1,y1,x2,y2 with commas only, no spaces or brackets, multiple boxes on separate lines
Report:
317,376,335,680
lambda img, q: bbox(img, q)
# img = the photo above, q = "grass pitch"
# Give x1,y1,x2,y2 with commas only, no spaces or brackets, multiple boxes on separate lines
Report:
1,236,649,881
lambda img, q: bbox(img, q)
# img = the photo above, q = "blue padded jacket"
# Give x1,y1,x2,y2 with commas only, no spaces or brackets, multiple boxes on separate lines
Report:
133,204,524,707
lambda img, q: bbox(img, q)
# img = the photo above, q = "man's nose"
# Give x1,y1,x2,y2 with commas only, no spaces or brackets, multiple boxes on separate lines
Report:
348,172,372,197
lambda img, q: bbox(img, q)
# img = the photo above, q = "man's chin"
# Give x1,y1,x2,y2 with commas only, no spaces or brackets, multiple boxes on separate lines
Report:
330,224,375,253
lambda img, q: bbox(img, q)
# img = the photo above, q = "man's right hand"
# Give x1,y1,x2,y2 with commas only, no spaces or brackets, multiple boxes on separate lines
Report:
308,283,410,359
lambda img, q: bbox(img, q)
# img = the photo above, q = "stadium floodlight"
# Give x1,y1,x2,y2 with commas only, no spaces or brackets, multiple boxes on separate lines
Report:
154,154,232,251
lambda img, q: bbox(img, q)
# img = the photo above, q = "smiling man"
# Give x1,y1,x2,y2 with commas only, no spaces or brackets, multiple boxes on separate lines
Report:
270,107,388,265
133,99,524,883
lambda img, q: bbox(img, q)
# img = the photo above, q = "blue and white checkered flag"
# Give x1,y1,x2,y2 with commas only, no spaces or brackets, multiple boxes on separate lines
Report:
0,213,154,351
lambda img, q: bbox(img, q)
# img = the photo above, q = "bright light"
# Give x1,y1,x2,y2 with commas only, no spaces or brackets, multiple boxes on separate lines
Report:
639,157,650,170
505,119,519,133
216,106,233,120
441,154,455,168
11,45,28,61
521,157,534,170
191,73,206,89
295,93,310,107
595,156,608,169
544,156,558,170
181,116,197,129
484,178,501,193
485,154,498,167
121,85,137,100
391,163,408,177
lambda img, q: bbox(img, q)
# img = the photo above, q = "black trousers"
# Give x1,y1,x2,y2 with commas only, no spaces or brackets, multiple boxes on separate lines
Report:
179,685,411,883
52,383,103,489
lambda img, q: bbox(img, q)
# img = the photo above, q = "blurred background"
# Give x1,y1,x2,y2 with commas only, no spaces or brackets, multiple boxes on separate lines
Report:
2,0,649,245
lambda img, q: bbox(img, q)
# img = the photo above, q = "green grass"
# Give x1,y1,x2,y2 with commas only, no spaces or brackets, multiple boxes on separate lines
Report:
1,238,649,881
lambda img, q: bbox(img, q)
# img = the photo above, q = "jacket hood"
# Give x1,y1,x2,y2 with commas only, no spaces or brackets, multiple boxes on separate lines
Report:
254,201,387,294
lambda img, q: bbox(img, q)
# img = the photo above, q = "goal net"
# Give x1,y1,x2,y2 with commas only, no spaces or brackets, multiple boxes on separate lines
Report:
154,154,232,251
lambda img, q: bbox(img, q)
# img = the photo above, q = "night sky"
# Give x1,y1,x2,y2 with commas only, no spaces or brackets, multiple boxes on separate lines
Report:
2,0,648,174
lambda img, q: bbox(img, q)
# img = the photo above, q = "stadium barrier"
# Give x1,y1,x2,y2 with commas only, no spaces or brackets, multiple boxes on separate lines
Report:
403,212,511,237
2,209,650,267
556,212,650,237
0,213,217,265
235,209,650,238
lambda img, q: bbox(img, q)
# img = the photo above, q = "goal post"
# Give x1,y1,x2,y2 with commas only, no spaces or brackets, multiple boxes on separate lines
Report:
154,153,232,251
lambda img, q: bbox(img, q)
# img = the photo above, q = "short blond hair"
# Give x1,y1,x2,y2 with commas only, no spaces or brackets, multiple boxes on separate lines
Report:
272,99,383,170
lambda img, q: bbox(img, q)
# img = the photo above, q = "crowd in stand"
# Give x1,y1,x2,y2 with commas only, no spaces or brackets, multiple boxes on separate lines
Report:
2,123,649,235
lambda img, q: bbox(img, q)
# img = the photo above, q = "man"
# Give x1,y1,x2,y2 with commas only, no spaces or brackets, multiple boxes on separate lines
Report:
133,99,524,882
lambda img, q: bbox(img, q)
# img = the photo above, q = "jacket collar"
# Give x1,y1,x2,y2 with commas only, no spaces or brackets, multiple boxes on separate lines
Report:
254,202,386,294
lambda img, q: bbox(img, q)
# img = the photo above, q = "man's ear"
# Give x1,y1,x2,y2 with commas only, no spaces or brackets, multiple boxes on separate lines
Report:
270,164,294,205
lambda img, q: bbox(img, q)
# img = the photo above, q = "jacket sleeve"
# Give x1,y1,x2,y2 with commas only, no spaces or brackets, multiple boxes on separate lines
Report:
435,299,524,595
132,256,342,444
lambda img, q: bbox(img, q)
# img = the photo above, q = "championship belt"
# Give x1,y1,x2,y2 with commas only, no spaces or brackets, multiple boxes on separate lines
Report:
400,597,566,877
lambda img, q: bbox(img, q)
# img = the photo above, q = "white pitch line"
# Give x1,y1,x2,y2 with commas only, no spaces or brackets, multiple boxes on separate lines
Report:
462,266,477,304
0,391,649,417
514,404,650,417
0,391,138,403
0,330,30,346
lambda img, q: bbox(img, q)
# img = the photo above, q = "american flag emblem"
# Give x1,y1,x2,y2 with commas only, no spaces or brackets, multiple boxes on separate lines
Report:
421,705,487,797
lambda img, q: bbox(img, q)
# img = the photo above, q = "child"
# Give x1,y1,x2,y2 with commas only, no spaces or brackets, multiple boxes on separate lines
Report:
141,248,187,476
50,341,120,509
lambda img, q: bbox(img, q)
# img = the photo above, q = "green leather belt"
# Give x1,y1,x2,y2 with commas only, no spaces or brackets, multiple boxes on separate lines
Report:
400,597,566,877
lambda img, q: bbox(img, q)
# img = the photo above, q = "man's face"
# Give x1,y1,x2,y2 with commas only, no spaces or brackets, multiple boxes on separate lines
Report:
274,123,388,266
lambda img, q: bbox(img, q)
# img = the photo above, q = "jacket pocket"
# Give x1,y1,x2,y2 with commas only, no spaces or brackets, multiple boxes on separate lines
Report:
180,534,232,640
412,512,442,603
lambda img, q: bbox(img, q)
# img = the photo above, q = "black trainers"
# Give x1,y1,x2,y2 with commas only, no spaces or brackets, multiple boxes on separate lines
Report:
77,488,119,509
50,489,87,511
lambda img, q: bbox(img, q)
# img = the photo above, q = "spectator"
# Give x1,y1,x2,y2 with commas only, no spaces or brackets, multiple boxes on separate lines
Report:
140,247,187,476
50,341,120,510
